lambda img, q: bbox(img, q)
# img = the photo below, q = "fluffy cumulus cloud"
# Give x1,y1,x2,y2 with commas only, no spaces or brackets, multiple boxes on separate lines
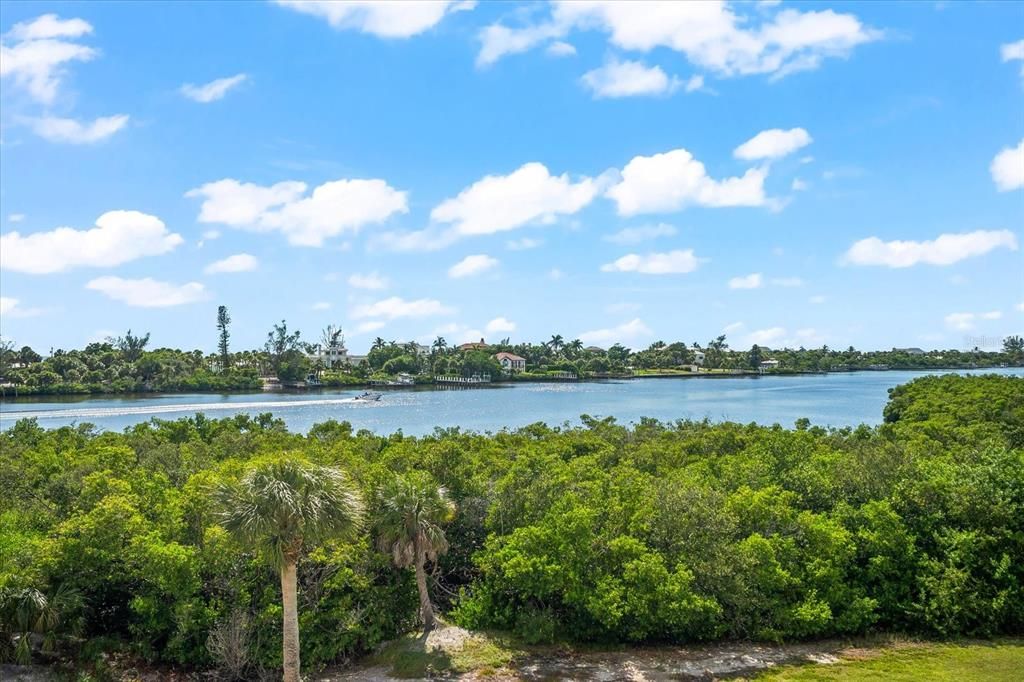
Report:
945,310,1002,331
86,277,207,308
601,249,702,274
186,177,408,246
991,139,1024,192
26,114,129,144
348,272,389,290
728,272,763,289
351,297,454,320
431,162,597,236
478,2,879,79
734,128,812,161
448,254,499,278
204,253,259,274
356,321,386,333
581,57,680,98
843,230,1018,267
606,148,768,215
485,316,517,334
579,318,653,345
603,223,677,244
0,14,96,104
1,210,183,274
275,0,474,38
180,73,248,102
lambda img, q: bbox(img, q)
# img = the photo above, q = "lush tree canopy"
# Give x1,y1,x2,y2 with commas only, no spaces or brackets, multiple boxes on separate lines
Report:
1,374,1022,674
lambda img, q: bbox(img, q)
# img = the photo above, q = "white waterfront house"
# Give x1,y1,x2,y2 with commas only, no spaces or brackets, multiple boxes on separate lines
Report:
494,352,527,372
692,350,706,366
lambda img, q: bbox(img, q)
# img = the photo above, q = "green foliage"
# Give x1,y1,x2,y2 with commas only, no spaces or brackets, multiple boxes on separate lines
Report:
0,374,1022,672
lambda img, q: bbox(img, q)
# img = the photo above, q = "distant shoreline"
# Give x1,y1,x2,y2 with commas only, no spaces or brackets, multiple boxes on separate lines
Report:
2,364,1019,403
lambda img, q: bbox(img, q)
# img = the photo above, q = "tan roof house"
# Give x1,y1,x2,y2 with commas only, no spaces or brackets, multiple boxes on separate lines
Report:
494,352,526,372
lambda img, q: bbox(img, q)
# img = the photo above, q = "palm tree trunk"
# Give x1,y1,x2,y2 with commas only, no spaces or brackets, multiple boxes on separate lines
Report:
414,550,435,633
280,560,300,682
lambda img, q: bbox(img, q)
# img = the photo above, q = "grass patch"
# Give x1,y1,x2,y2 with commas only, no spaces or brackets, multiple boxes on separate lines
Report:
754,638,1024,681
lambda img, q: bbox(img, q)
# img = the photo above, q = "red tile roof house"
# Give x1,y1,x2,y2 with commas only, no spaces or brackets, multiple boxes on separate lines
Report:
494,352,527,372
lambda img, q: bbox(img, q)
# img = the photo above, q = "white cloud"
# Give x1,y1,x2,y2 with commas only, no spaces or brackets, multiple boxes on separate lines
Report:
546,40,576,57
86,277,207,308
8,214,25,223
356,321,386,333
602,222,677,244
683,74,704,92
477,3,879,79
581,57,681,98
485,316,517,334
0,14,96,104
579,318,653,345
187,176,408,246
275,0,473,38
601,249,702,274
606,148,769,215
506,237,543,250
432,162,597,236
312,301,332,311
991,139,1024,192
180,73,248,103
791,178,808,191
1017,301,1024,313
370,227,457,252
944,310,1002,331
729,273,763,289
0,297,44,318
448,254,499,278
746,326,786,345
723,321,745,334
1001,39,1024,76
205,253,259,274
809,295,827,304
843,230,1018,267
348,272,389,290
734,128,812,161
733,127,811,160
771,276,804,287
548,268,565,280
27,114,129,144
1,210,182,274
351,297,454,320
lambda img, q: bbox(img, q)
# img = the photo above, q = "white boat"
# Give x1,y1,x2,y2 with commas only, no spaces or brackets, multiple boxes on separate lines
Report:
355,391,382,401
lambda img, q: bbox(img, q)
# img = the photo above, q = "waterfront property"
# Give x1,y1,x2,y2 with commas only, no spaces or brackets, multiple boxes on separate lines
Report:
494,351,527,372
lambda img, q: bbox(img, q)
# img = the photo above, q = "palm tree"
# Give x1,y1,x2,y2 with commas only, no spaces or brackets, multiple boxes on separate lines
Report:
373,474,455,634
431,336,447,354
218,458,364,682
547,334,565,356
372,337,387,351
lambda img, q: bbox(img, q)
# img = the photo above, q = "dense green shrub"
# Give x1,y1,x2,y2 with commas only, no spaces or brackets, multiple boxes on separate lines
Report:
0,375,1021,671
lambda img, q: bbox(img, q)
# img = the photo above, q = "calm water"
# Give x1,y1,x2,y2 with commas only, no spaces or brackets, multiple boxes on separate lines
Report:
2,369,1021,435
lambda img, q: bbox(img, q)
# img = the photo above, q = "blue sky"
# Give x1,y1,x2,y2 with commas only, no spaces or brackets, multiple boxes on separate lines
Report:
1,0,1022,354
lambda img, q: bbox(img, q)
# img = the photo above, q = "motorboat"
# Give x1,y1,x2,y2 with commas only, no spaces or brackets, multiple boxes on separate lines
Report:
355,391,382,401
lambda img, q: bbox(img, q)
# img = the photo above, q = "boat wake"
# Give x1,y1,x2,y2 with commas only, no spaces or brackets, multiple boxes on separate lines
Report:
0,397,372,421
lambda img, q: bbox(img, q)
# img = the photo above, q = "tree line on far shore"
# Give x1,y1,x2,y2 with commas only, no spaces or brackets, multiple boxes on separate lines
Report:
2,304,1022,395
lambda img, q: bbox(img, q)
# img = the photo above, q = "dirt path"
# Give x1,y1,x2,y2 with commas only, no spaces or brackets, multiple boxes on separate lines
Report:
323,625,847,681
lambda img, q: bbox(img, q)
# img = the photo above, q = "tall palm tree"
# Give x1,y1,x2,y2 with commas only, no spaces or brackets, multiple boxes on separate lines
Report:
548,334,565,356
373,474,455,634
372,337,387,351
218,458,364,682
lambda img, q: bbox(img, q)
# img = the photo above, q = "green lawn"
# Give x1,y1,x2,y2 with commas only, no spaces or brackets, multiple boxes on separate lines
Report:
754,639,1024,681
